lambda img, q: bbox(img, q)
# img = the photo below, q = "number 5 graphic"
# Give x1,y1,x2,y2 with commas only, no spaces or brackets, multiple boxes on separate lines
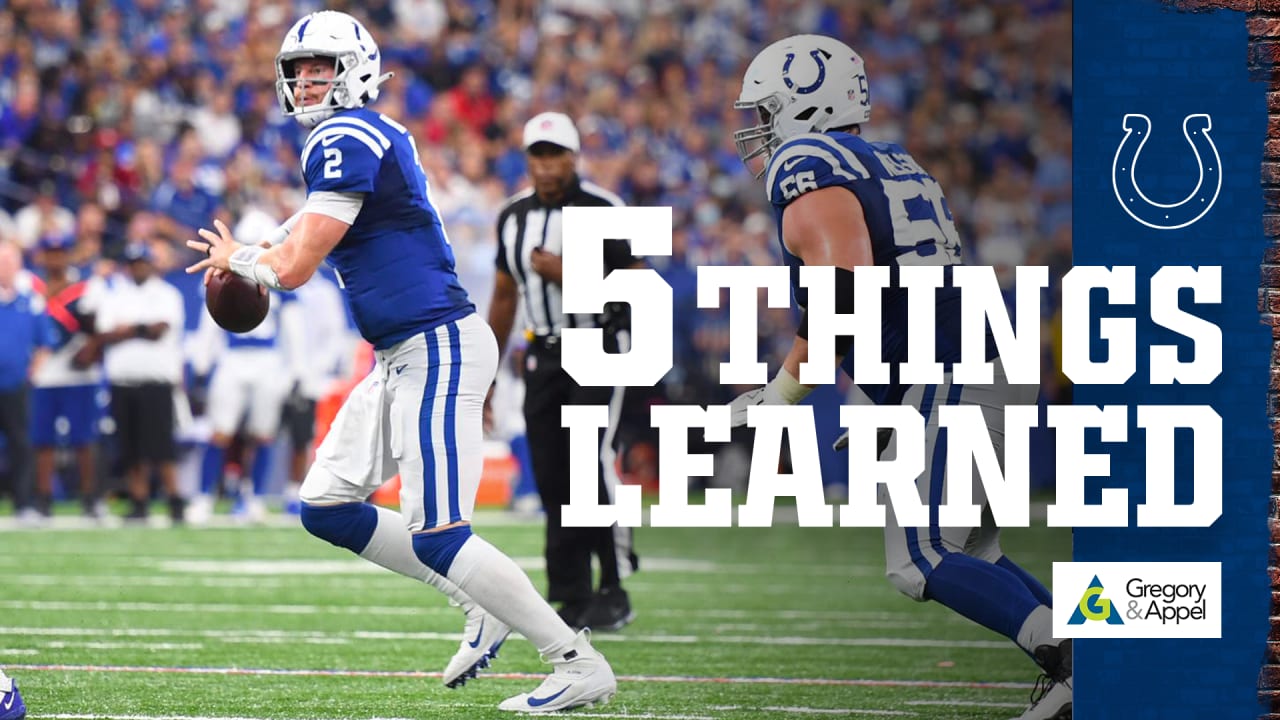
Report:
1112,113,1221,230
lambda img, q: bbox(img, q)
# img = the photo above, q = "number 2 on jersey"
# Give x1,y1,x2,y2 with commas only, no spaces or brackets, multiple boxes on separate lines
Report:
323,147,343,179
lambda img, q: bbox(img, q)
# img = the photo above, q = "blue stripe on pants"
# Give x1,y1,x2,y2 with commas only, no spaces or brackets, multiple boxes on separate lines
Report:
928,383,966,560
905,384,939,578
420,330,441,528
445,321,462,523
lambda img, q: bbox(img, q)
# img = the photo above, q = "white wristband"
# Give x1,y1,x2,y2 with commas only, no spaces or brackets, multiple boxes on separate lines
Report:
228,244,284,290
765,366,813,405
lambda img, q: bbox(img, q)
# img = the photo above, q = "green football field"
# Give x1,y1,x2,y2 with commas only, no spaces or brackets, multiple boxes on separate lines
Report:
0,508,1069,719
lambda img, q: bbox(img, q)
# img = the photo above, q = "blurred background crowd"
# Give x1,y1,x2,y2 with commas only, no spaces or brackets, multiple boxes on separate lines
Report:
0,0,1071,520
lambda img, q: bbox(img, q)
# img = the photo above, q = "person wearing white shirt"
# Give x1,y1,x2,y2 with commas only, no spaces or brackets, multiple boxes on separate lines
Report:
94,242,187,523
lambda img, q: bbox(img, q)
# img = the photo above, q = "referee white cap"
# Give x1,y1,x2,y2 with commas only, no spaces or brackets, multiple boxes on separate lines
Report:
523,112,580,152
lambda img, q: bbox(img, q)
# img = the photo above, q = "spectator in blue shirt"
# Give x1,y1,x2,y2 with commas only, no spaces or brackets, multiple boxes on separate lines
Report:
0,240,52,521
149,155,220,258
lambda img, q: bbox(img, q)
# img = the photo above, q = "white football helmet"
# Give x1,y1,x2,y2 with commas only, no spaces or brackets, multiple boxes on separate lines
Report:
275,11,391,128
734,34,871,176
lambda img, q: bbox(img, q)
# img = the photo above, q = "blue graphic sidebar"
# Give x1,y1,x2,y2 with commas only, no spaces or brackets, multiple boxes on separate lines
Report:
1075,1,1269,717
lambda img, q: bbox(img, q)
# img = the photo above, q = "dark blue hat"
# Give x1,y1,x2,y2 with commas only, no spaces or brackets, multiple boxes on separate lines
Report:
37,233,74,252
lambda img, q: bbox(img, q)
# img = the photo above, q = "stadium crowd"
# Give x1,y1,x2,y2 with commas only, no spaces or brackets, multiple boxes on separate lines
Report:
0,0,1072,520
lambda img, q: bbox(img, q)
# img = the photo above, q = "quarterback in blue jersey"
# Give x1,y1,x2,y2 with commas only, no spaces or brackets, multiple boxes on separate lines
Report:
728,35,1069,720
186,11,615,713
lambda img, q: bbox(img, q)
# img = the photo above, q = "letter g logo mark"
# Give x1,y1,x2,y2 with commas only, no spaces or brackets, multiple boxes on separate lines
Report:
1079,586,1112,621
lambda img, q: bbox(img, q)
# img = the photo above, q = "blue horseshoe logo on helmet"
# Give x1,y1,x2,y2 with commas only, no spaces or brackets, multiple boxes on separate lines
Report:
783,50,827,95
1111,113,1221,230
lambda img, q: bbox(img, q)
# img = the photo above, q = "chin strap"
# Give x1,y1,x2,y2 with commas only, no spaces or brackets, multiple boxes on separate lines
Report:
370,72,394,99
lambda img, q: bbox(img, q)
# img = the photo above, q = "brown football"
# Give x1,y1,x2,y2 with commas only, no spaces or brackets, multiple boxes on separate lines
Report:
206,271,268,333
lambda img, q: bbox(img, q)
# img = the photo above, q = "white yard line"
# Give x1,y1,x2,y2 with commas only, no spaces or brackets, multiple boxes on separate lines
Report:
7,663,1034,690
711,707,912,717
0,599,947,630
0,625,1008,651
1,553,873,577
905,700,1028,709
32,715,715,720
41,641,204,651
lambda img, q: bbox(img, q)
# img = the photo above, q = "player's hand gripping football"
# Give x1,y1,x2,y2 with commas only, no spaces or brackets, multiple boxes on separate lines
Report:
186,219,267,295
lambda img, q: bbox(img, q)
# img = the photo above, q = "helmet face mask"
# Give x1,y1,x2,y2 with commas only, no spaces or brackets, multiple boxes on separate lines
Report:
275,11,388,128
734,34,871,177
733,94,786,179
276,54,342,124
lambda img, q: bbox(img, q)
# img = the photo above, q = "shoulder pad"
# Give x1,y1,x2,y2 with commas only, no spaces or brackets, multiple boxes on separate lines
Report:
301,117,391,193
765,133,873,206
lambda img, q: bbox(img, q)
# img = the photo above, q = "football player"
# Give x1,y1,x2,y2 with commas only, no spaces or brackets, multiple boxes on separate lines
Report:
728,35,1070,720
188,288,304,524
185,11,615,712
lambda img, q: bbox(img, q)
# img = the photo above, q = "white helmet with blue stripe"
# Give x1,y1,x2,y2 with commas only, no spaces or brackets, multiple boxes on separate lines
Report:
734,34,871,177
276,11,391,128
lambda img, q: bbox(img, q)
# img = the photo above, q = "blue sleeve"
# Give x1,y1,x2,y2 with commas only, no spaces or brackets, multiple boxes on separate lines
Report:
302,130,382,194
765,133,874,207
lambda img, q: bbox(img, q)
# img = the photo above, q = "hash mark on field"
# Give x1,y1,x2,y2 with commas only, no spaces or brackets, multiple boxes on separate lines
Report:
6,663,1035,690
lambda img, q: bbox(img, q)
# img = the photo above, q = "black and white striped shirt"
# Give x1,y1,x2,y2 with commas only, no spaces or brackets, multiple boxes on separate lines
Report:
494,178,637,338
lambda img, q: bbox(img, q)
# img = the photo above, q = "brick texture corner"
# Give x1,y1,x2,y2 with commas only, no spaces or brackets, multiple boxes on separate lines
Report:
1252,1,1280,715
1173,0,1280,716
1167,0,1280,716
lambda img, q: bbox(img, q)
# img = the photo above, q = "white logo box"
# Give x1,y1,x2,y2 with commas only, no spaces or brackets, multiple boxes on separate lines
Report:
1052,562,1221,639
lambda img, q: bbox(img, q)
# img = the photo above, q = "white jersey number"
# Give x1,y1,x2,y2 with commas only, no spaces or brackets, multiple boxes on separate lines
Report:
883,177,961,265
323,148,343,179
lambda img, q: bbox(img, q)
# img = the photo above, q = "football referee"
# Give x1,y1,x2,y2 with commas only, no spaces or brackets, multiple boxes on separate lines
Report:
486,112,641,631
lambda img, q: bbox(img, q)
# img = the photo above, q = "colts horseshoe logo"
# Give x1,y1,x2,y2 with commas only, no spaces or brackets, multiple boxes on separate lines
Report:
783,50,828,95
1111,113,1221,230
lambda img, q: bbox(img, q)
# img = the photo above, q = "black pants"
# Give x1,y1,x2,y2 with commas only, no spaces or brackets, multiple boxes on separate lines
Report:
523,336,638,606
109,383,176,466
0,385,32,509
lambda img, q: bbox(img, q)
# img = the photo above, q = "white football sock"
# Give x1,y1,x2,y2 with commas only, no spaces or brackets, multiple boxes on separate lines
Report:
1015,604,1056,655
445,534,577,657
361,505,477,613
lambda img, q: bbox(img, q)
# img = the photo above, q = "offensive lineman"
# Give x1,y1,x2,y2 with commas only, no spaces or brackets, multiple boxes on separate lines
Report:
185,11,616,713
727,35,1070,720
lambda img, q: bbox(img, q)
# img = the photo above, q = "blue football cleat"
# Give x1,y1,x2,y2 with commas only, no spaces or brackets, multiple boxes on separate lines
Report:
0,671,27,720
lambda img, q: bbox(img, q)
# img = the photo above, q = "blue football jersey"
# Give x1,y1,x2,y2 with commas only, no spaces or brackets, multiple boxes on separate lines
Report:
764,131,993,403
300,108,474,349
